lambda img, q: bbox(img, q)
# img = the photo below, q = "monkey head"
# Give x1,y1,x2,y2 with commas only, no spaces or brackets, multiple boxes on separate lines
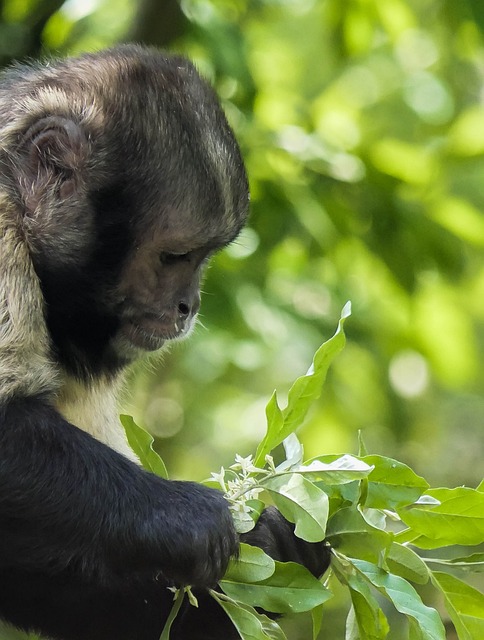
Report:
0,45,249,376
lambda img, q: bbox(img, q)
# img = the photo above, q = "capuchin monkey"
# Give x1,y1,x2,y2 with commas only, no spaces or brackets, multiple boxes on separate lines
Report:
0,45,330,640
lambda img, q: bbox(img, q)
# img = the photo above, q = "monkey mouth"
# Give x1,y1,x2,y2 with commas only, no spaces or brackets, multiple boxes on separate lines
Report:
120,317,187,351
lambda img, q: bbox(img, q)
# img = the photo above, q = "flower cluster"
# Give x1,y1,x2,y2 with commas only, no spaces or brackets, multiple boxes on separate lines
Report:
210,454,269,532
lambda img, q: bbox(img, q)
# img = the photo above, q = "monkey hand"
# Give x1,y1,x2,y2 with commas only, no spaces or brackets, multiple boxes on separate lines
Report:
131,478,239,589
240,506,331,578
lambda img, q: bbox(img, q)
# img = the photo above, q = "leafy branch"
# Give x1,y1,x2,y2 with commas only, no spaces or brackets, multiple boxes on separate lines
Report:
124,303,484,639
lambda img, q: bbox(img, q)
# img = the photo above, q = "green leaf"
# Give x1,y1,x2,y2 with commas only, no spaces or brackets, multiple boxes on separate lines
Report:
353,559,446,640
317,481,361,515
212,595,287,640
358,431,369,457
282,433,304,468
408,617,427,640
224,544,276,583
443,552,484,571
220,561,332,614
282,302,351,429
262,473,328,542
362,455,429,509
326,507,391,563
297,454,374,484
431,571,484,640
345,606,359,640
120,414,168,479
333,555,389,640
232,508,259,534
255,391,285,468
312,603,324,640
386,542,429,585
230,499,265,534
254,302,351,466
349,586,390,640
398,487,484,548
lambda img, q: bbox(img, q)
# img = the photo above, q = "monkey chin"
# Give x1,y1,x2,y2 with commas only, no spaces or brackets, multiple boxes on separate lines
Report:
115,317,192,359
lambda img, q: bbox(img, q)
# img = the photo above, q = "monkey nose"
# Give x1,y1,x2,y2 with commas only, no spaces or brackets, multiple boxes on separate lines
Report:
177,300,191,318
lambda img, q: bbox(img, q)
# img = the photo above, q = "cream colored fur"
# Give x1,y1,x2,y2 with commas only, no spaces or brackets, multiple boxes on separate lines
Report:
0,191,137,462
56,375,137,462
0,193,56,400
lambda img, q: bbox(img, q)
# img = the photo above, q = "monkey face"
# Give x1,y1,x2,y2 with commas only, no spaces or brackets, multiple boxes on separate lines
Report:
113,227,207,353
3,47,249,377
116,251,202,351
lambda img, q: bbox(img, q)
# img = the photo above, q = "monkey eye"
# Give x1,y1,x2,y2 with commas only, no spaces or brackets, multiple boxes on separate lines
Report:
160,251,190,265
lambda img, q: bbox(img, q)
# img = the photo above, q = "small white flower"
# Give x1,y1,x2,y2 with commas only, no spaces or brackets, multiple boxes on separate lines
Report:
210,467,226,491
265,454,276,472
231,454,257,475
246,487,263,501
227,479,243,495
230,500,251,514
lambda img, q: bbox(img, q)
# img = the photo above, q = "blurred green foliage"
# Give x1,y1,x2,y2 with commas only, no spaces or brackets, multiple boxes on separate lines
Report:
2,0,484,637
1,0,483,487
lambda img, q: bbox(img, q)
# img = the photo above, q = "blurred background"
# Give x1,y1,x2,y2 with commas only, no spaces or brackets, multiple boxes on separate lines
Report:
1,0,483,637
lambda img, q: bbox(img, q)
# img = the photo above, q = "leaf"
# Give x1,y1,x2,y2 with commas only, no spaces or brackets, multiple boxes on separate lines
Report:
231,499,265,534
212,595,287,640
398,487,484,548
275,433,305,474
353,559,446,640
296,454,373,484
312,603,324,640
326,507,391,563
120,415,168,479
345,606,359,640
358,430,369,457
262,473,329,542
349,585,390,640
386,542,429,585
408,617,427,640
444,552,484,571
431,571,484,640
254,302,351,466
220,561,332,614
282,302,351,429
333,555,389,640
280,433,304,469
255,391,285,468
232,508,259,534
362,455,429,509
224,544,276,583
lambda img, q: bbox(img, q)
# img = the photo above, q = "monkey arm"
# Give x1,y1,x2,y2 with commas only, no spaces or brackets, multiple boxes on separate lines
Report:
242,506,331,577
168,508,331,640
0,396,238,588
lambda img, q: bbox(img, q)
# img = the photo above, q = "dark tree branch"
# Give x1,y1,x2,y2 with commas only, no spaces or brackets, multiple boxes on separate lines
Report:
128,0,188,48
25,0,66,56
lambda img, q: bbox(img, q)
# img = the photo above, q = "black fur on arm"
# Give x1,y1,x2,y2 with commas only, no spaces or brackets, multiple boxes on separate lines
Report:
0,396,330,640
242,506,331,578
0,396,238,640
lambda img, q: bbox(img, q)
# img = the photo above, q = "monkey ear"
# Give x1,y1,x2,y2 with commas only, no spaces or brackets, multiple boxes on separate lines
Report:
20,116,87,211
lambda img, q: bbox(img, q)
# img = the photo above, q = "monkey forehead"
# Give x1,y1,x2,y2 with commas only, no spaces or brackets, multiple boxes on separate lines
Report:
99,52,249,236
135,202,246,252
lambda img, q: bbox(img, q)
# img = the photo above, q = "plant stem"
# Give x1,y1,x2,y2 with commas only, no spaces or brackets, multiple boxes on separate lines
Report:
159,588,185,640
